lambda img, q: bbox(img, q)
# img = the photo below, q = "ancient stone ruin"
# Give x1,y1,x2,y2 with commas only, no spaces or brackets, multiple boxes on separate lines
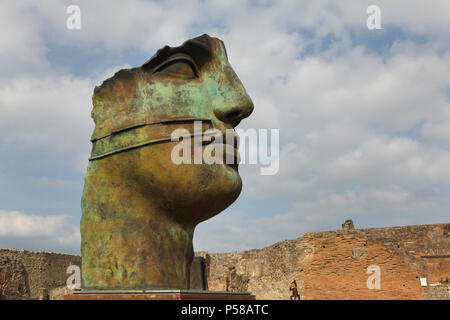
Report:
0,249,80,300
205,222,450,300
342,219,355,231
0,222,449,300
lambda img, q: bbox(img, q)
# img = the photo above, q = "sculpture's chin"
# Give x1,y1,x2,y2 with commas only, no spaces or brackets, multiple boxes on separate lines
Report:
175,163,243,226
126,144,243,225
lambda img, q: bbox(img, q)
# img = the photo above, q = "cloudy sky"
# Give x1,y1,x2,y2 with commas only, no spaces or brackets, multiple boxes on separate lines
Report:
0,1,449,254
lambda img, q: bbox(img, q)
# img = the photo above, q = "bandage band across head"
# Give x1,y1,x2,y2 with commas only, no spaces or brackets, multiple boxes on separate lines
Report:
89,118,214,161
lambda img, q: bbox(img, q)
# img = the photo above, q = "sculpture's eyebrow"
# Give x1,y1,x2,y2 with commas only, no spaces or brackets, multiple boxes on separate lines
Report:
141,34,213,74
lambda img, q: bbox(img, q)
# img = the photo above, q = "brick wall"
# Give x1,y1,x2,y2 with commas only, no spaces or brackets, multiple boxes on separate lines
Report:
205,223,450,300
428,285,450,300
0,248,81,299
1,222,448,300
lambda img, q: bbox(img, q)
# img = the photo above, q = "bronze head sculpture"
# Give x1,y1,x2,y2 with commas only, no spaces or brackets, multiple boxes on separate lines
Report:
81,34,254,290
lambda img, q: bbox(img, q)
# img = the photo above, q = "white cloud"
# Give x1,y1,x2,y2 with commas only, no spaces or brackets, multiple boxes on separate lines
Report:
29,0,206,52
0,75,94,173
238,41,450,195
0,210,80,252
0,2,49,76
422,121,450,147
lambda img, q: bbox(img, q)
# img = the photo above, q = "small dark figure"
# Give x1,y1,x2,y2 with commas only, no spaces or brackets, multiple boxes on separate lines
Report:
289,280,301,300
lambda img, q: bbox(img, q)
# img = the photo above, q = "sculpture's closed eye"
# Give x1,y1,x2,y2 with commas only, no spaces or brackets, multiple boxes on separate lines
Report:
154,53,198,79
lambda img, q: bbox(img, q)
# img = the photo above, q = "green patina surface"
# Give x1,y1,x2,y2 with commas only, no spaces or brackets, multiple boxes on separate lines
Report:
81,34,254,290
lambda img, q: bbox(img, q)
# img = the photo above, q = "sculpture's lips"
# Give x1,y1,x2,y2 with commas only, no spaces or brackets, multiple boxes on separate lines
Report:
202,130,241,165
222,143,241,165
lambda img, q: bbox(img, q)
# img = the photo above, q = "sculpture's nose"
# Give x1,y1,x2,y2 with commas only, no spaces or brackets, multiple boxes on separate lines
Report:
214,94,254,128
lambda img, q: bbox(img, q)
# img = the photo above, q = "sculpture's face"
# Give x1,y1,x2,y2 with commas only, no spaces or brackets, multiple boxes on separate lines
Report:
89,35,254,225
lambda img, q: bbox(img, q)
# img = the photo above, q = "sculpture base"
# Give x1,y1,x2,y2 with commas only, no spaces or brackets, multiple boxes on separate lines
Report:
64,289,255,300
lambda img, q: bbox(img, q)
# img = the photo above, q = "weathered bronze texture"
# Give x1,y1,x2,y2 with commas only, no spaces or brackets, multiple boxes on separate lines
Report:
65,290,256,300
81,34,254,290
